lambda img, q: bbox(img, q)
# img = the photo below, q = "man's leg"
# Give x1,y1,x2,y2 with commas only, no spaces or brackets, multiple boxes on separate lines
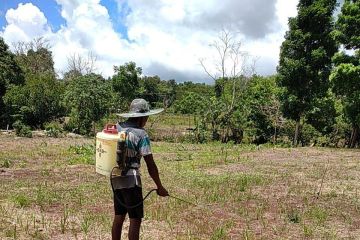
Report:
128,218,142,240
112,214,126,240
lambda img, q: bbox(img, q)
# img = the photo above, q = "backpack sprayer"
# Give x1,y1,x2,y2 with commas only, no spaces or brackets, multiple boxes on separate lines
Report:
96,124,196,208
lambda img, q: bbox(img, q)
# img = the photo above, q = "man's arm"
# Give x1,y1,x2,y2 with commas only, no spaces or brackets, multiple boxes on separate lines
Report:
143,154,169,197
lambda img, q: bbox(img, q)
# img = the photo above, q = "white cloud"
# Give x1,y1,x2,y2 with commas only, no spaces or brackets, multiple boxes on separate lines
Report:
0,0,300,82
2,3,52,43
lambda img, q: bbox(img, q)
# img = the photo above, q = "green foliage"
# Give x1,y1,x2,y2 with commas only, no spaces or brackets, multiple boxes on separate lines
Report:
139,75,161,105
210,226,228,240
176,81,213,99
139,76,177,108
68,144,95,165
334,0,360,49
4,74,64,127
0,37,24,127
44,121,63,138
307,206,328,225
0,158,12,168
15,38,56,77
331,0,360,147
112,62,142,110
194,77,251,144
300,123,321,146
12,120,32,138
277,0,338,145
64,74,111,135
173,92,208,114
245,75,281,142
12,193,31,208
306,93,337,135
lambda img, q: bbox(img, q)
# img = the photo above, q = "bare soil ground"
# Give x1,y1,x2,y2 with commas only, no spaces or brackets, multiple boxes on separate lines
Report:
1,134,360,239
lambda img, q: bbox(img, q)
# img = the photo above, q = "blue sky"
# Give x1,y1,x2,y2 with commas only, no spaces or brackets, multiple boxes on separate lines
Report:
0,0,65,31
0,0,302,82
0,0,130,38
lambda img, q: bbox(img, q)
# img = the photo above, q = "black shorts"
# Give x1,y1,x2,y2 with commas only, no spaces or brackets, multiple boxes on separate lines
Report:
113,187,143,219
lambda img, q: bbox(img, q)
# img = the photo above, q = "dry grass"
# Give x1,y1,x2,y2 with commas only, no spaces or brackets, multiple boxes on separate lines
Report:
1,134,360,239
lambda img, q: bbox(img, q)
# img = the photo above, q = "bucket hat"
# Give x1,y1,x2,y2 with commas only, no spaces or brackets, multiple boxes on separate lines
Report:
116,98,164,118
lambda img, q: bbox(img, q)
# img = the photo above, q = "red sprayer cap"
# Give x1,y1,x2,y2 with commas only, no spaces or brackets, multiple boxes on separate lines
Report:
103,124,118,134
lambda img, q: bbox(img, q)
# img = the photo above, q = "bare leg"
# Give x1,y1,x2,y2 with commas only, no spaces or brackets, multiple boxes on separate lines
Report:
128,218,142,240
112,214,126,240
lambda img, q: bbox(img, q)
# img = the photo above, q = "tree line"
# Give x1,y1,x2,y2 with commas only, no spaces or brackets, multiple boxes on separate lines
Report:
0,0,359,148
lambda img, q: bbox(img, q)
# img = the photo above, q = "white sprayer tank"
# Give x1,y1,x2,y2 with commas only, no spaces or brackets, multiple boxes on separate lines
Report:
96,124,120,176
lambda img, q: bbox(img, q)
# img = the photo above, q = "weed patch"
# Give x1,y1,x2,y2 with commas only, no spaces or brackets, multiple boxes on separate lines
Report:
68,144,95,165
12,194,31,208
307,206,328,225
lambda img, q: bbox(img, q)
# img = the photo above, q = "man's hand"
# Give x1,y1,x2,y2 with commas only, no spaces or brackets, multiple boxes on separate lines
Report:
156,186,169,197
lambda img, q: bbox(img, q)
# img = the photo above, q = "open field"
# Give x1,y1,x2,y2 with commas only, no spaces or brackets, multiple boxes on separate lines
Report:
1,134,360,239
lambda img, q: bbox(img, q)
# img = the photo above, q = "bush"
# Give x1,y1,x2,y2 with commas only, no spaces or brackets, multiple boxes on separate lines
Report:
300,123,321,146
12,120,32,138
44,121,63,137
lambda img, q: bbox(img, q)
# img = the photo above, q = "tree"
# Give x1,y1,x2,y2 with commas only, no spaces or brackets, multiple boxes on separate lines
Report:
112,62,142,110
173,92,208,114
199,29,256,100
64,74,111,135
3,37,64,128
159,79,177,108
140,75,161,105
4,74,65,128
64,52,97,80
13,37,55,77
0,37,25,127
245,75,283,144
277,0,338,146
198,29,257,143
199,29,255,81
330,0,360,148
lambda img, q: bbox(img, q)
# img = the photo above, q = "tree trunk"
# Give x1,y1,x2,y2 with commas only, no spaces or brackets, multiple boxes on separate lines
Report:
349,125,359,148
293,120,300,147
273,125,277,145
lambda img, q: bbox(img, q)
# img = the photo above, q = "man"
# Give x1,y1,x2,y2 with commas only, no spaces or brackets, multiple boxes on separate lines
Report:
112,98,169,240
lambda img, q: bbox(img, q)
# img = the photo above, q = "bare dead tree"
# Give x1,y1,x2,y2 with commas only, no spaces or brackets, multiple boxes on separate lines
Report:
199,28,258,143
12,37,51,55
199,29,256,80
66,52,97,76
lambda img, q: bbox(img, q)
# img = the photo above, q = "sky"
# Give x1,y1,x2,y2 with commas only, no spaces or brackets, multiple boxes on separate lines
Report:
0,0,342,83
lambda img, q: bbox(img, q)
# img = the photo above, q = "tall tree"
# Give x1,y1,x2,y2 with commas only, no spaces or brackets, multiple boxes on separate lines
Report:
330,0,360,148
245,75,282,144
199,29,256,143
64,74,111,135
277,0,338,146
0,37,24,127
140,75,161,105
13,37,55,77
112,62,142,110
64,52,97,80
4,74,65,128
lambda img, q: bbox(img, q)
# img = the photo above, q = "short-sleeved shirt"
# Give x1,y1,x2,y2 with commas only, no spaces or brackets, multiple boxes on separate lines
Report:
115,121,152,188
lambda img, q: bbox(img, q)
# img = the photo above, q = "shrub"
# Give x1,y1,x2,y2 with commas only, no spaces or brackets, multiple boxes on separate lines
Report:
300,123,321,146
68,144,95,165
45,121,63,137
12,120,32,138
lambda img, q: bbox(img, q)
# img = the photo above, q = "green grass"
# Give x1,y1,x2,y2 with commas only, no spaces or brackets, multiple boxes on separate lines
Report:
2,135,360,239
